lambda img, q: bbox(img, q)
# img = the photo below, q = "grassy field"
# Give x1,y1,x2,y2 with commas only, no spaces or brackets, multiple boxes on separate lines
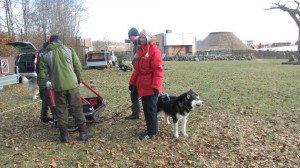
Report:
0,59,299,167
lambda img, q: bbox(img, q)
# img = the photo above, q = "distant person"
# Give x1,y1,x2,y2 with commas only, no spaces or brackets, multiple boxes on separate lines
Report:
36,42,55,123
125,27,141,120
38,34,93,143
129,29,164,140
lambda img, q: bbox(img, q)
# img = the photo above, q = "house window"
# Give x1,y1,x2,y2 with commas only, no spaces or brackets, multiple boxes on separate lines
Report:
187,46,192,53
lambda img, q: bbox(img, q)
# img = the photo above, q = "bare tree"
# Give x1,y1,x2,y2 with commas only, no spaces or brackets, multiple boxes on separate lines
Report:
92,41,105,51
44,0,86,43
92,36,113,51
0,0,86,53
37,0,49,42
4,0,15,37
266,0,300,60
22,0,29,38
32,0,51,42
102,36,112,51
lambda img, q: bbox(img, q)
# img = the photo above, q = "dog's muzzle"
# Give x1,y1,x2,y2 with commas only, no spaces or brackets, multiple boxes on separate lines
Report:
193,99,203,107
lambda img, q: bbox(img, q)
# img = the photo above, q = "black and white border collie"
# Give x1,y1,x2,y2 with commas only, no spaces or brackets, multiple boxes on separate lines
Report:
157,89,203,139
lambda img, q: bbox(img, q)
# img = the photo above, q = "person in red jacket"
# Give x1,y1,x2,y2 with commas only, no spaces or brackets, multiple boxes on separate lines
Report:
129,29,164,140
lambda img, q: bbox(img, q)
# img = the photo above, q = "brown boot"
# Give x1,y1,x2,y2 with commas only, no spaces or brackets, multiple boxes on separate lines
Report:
78,123,94,141
59,127,69,143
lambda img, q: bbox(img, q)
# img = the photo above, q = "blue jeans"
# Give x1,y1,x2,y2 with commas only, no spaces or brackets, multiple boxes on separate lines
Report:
141,95,158,135
130,86,140,116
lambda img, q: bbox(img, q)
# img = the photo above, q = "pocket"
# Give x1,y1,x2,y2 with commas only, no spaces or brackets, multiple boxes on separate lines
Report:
141,78,152,90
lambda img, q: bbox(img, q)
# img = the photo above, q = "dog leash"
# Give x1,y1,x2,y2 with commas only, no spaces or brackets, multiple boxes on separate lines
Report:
104,92,169,122
101,96,141,122
0,100,42,115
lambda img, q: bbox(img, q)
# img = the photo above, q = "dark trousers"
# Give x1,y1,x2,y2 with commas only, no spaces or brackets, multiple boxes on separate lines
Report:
141,95,158,135
54,87,86,127
39,88,54,119
130,86,140,116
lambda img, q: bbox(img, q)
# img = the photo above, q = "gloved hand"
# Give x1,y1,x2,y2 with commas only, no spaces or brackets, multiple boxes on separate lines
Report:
129,85,134,91
46,81,52,88
153,88,159,96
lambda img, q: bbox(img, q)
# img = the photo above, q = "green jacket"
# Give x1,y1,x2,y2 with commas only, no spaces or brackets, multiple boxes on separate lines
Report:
38,42,82,91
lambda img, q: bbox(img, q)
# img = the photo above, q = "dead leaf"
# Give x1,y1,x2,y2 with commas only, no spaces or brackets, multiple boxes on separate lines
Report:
48,159,57,168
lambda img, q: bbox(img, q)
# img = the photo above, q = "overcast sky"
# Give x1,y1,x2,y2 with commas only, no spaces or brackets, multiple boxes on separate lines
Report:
80,0,298,44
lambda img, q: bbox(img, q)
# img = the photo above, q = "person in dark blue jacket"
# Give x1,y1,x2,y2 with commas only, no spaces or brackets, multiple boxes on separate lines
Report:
125,27,141,120
36,42,53,122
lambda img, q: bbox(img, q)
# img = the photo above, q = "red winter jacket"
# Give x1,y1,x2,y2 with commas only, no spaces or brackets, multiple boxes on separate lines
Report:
129,42,164,97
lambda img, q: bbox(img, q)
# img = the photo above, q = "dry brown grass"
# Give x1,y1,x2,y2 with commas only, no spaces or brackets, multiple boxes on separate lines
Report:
0,60,299,167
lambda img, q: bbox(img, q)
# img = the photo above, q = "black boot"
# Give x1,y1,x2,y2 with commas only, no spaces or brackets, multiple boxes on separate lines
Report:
125,114,139,120
78,123,94,141
41,117,54,123
59,127,69,143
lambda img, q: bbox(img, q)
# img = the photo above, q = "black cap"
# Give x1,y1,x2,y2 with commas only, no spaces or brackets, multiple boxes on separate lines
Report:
49,34,61,42
128,27,139,37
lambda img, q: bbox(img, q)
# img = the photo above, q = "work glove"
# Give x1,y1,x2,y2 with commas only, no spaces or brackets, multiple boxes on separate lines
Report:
46,81,52,89
153,88,159,96
78,79,83,86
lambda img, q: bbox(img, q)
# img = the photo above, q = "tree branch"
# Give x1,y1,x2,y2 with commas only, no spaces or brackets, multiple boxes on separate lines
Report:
265,0,300,28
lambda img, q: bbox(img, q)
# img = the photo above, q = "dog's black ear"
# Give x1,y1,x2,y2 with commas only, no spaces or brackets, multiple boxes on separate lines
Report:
189,89,193,92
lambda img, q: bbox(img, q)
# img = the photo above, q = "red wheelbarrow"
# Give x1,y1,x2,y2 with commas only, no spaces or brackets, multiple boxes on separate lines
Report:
47,80,106,131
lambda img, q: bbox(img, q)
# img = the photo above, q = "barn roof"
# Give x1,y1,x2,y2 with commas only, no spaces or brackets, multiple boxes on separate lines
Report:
198,32,251,51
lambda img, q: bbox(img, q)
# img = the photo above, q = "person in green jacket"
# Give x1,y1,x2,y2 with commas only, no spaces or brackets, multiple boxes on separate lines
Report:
38,34,93,143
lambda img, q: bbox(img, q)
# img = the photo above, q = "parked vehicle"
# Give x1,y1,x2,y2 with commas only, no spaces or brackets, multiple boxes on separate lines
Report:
6,41,38,82
85,50,117,68
85,50,108,68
